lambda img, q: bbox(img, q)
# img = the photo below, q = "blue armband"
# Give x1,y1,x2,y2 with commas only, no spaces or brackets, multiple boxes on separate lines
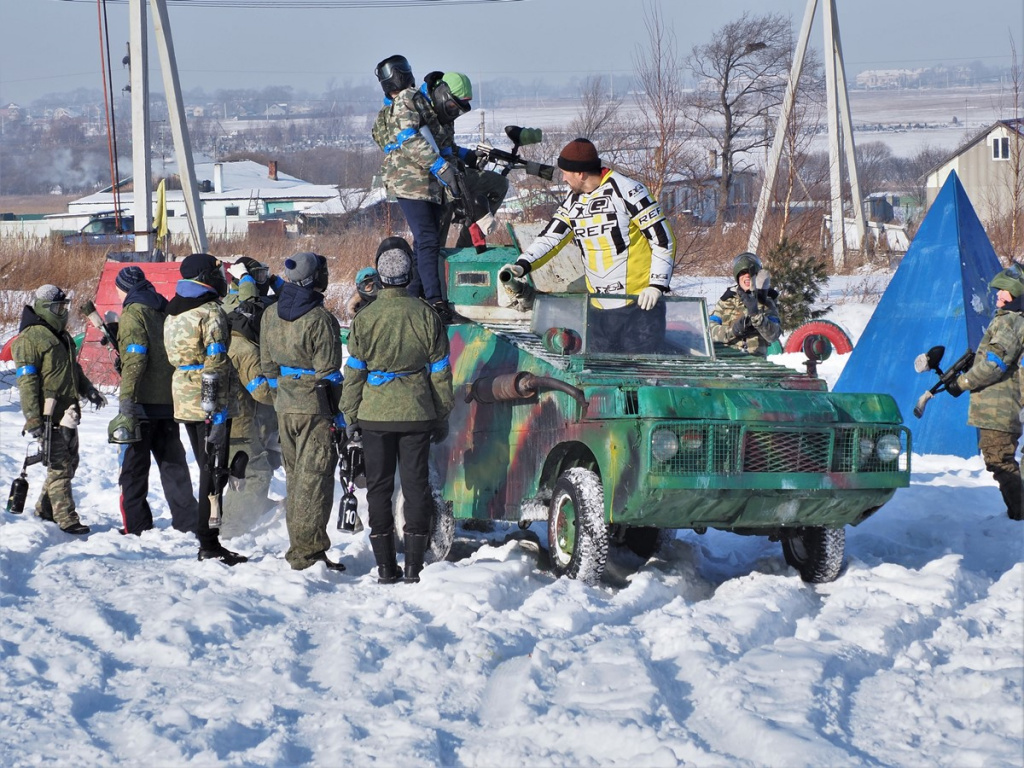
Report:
322,370,343,384
429,356,450,374
245,375,267,394
15,365,38,377
709,314,723,325
239,275,255,286
457,146,471,162
206,342,226,356
987,351,1008,372
125,344,147,355
210,408,228,425
346,357,367,371
429,156,446,175
385,127,418,154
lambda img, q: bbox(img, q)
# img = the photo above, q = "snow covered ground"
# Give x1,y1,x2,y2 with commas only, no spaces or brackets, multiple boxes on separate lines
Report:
1,277,1022,767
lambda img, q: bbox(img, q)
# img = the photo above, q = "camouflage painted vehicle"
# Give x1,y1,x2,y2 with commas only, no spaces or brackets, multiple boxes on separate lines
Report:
418,246,910,584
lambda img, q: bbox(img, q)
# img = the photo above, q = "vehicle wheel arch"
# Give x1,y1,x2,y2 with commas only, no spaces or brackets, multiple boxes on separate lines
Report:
538,441,600,500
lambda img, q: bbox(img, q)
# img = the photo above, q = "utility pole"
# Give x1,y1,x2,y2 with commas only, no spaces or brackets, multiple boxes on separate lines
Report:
748,0,865,269
128,0,207,254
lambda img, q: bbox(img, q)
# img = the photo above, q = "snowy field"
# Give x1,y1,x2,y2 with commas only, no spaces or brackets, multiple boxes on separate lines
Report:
1,275,1022,767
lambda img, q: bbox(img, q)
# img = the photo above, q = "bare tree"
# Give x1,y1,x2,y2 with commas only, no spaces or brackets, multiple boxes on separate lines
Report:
567,76,623,159
687,12,794,226
1007,36,1024,259
627,1,694,201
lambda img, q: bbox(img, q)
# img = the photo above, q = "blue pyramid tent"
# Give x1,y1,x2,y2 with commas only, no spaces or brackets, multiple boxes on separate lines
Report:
834,171,1001,457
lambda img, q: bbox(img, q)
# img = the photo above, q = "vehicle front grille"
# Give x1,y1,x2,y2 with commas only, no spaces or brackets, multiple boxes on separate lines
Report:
649,421,910,475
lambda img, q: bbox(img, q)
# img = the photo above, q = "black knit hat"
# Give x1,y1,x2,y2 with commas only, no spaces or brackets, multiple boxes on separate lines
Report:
557,138,602,173
115,265,146,292
180,253,219,280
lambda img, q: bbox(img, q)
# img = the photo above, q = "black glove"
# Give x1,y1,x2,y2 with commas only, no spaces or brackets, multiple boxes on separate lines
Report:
739,289,760,317
85,388,108,410
731,315,753,338
433,160,460,195
945,377,965,398
430,420,449,444
345,423,362,442
207,421,227,451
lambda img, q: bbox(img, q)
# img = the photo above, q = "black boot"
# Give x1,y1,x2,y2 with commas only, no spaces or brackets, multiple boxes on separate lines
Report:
369,532,403,584
403,533,429,583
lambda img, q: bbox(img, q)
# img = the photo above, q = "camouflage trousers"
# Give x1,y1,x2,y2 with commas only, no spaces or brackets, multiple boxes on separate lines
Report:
279,412,338,569
36,426,82,528
221,439,274,540
978,428,1023,520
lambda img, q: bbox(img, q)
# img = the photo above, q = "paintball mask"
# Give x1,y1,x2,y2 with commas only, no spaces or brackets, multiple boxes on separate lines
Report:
375,55,415,95
732,252,762,282
33,285,71,331
355,267,380,303
430,72,472,124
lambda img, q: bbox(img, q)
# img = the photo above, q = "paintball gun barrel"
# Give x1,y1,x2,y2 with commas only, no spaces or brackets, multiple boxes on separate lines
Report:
7,399,53,514
314,378,361,533
476,125,556,181
80,300,121,373
912,345,975,418
201,371,226,528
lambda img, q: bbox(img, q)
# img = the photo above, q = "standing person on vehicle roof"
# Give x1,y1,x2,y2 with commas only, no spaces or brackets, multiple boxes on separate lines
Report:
709,252,782,356
372,54,463,325
945,262,1024,520
421,70,509,252
341,238,455,585
164,254,249,566
260,252,348,572
107,266,198,536
501,138,676,353
12,284,106,534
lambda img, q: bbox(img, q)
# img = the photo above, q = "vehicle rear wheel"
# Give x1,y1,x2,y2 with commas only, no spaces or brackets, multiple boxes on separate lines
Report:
622,526,664,559
394,470,454,565
547,468,608,585
781,526,845,583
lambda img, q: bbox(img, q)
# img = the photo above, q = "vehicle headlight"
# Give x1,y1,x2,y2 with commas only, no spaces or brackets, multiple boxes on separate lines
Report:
679,431,704,452
651,429,680,462
875,434,902,462
858,437,875,462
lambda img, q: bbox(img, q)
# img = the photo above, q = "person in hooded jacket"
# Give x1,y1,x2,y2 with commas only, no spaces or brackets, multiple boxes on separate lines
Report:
260,252,347,572
164,254,249,566
220,296,277,538
346,267,380,319
709,252,782,356
947,263,1024,520
13,284,106,534
107,266,198,536
341,238,455,584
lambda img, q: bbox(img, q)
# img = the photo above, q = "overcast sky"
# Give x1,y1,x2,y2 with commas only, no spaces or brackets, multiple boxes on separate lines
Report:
1,0,1021,106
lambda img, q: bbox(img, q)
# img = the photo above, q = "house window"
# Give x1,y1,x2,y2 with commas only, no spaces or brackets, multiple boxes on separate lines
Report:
992,137,1009,160
225,206,240,216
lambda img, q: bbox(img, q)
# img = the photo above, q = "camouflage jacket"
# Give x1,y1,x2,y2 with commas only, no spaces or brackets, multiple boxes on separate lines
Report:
341,287,454,431
956,308,1024,433
13,307,95,426
164,291,237,422
228,332,275,442
117,293,174,414
260,284,343,416
709,287,782,356
371,87,445,204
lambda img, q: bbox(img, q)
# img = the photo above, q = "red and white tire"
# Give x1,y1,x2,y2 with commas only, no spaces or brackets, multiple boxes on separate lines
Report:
783,320,853,355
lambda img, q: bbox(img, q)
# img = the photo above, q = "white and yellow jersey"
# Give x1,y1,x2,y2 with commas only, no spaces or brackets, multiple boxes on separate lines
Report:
519,169,675,307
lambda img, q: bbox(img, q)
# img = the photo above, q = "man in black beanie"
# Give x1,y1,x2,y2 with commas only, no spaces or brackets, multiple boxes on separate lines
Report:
109,265,199,535
501,138,677,353
341,237,454,584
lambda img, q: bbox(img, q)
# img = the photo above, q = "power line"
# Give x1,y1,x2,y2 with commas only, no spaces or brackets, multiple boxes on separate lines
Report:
57,0,522,7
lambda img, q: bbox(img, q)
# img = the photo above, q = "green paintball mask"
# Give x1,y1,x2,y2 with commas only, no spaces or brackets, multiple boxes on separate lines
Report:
732,252,762,282
33,285,71,331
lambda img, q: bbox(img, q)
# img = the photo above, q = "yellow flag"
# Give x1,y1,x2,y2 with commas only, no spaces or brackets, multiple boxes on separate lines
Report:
153,179,168,240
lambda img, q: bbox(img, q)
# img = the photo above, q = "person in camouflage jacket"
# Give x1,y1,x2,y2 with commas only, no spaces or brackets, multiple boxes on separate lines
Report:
949,263,1024,519
12,284,106,534
260,252,346,572
164,254,249,565
710,252,782,356
341,239,454,584
221,297,278,538
108,266,198,535
372,54,461,318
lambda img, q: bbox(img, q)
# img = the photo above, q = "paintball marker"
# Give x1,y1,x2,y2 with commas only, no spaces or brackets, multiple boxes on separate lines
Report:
7,398,54,514
201,371,228,528
337,435,364,533
80,300,121,373
475,125,556,181
912,345,975,418
314,378,362,533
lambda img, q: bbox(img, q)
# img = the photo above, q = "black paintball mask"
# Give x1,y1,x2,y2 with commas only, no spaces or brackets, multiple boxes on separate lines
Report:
375,55,415,95
425,71,471,124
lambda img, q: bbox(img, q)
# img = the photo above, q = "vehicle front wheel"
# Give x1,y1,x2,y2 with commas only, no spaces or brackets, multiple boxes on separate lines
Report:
781,526,845,583
547,468,608,585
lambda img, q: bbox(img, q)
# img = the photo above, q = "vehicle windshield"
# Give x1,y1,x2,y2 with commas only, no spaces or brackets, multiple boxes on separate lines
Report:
530,294,713,358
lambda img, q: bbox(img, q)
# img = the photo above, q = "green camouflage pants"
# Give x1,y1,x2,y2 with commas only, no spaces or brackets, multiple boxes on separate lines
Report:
979,428,1023,519
221,441,274,540
36,426,81,528
279,412,338,569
